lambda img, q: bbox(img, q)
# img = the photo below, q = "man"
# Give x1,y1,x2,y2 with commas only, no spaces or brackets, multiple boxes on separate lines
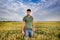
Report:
22,9,35,40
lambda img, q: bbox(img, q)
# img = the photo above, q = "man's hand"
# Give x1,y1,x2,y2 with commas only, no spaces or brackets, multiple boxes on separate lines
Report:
32,21,35,32
33,27,35,32
22,31,25,36
22,21,25,36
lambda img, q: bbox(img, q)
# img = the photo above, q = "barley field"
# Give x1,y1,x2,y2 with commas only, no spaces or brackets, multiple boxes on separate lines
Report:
0,21,60,40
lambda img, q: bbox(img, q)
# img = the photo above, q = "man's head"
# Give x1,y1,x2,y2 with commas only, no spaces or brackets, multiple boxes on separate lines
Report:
27,9,31,16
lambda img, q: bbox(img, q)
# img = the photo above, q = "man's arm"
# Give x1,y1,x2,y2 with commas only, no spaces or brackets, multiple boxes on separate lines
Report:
22,21,25,35
32,21,35,31
32,21,34,27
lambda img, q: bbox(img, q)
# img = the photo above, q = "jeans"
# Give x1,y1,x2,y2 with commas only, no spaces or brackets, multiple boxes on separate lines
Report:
24,29,33,38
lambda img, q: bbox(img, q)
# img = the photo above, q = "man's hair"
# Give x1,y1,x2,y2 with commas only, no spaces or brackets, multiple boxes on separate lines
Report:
27,9,31,12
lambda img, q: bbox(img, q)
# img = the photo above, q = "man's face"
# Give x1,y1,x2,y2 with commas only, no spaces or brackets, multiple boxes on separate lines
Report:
27,11,31,16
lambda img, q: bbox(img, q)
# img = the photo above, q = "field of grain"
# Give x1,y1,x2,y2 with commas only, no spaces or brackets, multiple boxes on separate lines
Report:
0,21,60,40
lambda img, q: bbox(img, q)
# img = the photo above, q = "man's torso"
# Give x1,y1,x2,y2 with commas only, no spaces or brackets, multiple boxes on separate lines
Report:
23,15,33,29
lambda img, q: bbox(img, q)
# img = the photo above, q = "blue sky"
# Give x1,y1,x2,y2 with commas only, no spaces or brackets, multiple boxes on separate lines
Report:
0,0,60,21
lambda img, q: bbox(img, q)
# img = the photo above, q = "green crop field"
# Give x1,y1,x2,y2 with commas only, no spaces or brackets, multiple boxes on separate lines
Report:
0,21,60,40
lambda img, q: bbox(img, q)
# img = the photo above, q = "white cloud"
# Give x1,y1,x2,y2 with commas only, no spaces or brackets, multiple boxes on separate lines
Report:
0,9,21,21
0,0,26,21
8,0,13,2
44,16,60,21
44,0,57,8
0,0,32,21
41,0,47,2
0,0,60,21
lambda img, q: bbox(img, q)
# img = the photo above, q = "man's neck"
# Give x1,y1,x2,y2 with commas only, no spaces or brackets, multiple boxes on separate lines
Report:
27,15,30,17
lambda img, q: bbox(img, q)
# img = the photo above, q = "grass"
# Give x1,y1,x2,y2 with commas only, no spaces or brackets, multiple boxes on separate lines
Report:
0,21,60,40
